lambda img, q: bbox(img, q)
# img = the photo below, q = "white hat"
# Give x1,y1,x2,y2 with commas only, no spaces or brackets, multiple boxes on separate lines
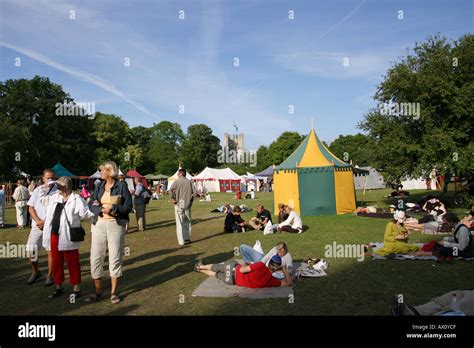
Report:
393,210,406,223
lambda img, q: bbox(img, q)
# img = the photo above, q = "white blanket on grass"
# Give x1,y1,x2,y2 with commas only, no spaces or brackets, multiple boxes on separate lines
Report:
370,242,474,261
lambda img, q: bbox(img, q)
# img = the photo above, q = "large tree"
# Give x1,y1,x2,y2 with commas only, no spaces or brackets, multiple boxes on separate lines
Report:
359,34,474,180
148,121,184,175
91,112,131,168
179,124,221,174
267,131,304,166
0,76,95,178
129,126,154,173
329,133,376,167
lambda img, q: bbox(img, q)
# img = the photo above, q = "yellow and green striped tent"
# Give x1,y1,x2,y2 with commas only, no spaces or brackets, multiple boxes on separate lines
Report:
273,128,357,216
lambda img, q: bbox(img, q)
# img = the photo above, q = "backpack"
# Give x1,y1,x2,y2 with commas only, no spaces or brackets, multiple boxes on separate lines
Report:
141,188,152,204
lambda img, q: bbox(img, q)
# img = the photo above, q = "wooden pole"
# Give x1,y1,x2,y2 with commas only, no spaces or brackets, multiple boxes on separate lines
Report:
362,174,369,205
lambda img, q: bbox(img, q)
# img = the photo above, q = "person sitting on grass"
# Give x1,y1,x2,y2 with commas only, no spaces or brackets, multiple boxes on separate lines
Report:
277,206,303,233
239,241,293,273
404,197,447,233
195,254,292,288
374,211,424,256
461,206,474,229
437,212,473,258
248,204,272,231
277,203,289,223
224,206,247,233
245,189,255,199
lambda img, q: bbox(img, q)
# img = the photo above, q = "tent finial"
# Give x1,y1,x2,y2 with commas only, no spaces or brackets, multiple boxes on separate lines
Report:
311,117,314,130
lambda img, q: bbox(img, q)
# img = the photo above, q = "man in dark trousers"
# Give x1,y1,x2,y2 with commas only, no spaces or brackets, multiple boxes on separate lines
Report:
133,176,146,231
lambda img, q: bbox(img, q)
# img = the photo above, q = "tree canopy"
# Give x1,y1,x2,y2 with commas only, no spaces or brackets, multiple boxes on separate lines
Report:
359,34,473,180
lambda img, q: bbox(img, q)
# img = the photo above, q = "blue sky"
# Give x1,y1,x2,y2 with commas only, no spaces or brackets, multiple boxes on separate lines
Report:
0,0,472,149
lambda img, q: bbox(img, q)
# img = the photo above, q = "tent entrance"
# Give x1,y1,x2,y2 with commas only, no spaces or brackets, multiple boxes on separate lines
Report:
298,169,336,215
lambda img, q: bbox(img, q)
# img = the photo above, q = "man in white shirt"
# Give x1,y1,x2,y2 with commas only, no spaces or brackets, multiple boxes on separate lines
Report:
26,169,57,285
277,206,303,233
12,179,30,228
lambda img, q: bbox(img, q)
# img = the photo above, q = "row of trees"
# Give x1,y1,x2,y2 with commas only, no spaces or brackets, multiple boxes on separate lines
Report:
0,76,304,179
1,34,471,182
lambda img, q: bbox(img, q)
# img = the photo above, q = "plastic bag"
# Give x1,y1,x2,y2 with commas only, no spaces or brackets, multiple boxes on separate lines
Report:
263,221,274,235
252,240,264,254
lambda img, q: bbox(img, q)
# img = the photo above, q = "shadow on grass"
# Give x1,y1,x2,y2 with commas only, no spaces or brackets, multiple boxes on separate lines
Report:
135,215,226,232
191,232,227,244
120,251,234,299
123,247,184,267
205,255,474,316
104,304,140,315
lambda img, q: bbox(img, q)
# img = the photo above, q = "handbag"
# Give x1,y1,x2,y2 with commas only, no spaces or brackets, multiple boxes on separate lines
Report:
63,205,85,242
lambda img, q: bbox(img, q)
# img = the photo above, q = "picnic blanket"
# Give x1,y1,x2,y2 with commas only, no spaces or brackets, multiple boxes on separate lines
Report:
192,262,308,299
356,212,394,219
370,242,474,261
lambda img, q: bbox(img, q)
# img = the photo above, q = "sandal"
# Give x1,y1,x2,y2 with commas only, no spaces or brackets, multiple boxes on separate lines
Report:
194,262,202,272
48,288,64,299
70,290,82,299
111,294,121,304
85,292,103,302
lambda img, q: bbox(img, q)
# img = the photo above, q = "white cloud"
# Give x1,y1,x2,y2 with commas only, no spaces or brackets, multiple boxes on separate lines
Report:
0,40,153,116
275,51,390,79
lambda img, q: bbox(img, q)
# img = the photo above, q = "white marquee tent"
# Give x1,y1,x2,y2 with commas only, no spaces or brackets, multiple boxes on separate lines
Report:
401,177,428,190
193,167,241,192
354,166,385,190
167,168,194,187
89,168,124,179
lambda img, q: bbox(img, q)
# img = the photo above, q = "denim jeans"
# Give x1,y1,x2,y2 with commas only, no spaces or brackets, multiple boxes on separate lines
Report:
240,244,264,263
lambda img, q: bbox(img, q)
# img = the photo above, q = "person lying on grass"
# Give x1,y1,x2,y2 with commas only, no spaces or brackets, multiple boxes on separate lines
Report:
195,255,292,288
239,241,293,273
404,196,447,233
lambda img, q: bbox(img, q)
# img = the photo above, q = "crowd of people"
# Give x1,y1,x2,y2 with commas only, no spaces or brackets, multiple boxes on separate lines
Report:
373,195,473,260
222,203,303,234
0,165,473,301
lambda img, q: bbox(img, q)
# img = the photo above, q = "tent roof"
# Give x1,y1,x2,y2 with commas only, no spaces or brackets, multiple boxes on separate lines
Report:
193,167,241,181
352,166,370,176
354,166,384,189
89,170,101,179
168,169,193,182
126,169,144,178
277,129,350,170
255,165,274,177
89,167,124,179
52,162,76,177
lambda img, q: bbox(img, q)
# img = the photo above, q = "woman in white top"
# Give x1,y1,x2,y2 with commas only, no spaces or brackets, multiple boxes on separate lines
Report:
277,206,303,233
39,176,94,299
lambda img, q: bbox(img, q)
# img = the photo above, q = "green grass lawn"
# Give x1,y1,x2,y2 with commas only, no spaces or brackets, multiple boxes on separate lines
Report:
0,189,472,316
